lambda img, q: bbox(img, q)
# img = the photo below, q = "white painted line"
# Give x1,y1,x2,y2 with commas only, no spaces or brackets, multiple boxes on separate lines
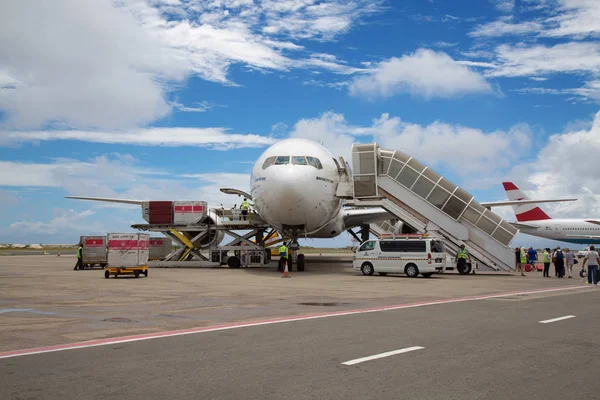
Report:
342,346,424,366
0,285,590,360
539,315,576,324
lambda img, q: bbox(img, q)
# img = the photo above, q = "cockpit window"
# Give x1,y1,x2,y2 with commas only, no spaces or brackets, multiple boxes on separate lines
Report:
306,157,323,169
262,156,277,169
292,156,307,165
274,156,290,165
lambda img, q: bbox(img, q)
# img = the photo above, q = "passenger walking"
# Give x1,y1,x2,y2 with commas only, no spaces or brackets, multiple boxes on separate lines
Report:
73,243,83,271
527,246,538,270
581,245,600,285
554,247,565,278
515,247,521,273
564,247,575,278
543,248,551,277
517,247,527,276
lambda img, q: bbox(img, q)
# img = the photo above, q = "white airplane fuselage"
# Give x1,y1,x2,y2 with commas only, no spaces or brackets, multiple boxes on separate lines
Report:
516,219,600,245
250,138,347,238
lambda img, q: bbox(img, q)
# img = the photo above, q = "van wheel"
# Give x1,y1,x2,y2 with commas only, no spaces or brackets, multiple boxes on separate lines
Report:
361,262,374,276
405,263,419,278
422,273,433,278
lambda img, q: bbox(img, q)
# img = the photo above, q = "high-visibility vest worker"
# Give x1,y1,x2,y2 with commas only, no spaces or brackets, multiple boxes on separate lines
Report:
457,248,469,259
520,249,527,264
279,244,288,259
543,250,551,263
240,199,251,210
77,245,83,259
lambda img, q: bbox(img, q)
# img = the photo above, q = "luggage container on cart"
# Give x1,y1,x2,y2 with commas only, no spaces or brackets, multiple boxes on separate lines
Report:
149,237,172,261
80,236,107,269
104,233,150,279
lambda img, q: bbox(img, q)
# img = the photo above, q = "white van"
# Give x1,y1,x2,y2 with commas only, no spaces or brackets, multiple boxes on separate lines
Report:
353,236,446,278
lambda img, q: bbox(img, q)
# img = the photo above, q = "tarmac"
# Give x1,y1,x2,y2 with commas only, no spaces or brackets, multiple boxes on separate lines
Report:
0,254,597,399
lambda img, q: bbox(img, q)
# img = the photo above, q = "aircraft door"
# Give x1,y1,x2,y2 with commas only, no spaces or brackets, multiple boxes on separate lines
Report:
554,224,562,236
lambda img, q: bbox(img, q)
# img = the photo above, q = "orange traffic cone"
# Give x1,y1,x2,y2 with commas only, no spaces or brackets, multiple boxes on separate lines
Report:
281,261,290,278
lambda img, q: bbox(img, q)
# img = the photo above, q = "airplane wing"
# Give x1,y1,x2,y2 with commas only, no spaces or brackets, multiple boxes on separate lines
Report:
509,222,540,229
65,196,144,205
480,198,577,207
220,188,252,199
343,207,392,229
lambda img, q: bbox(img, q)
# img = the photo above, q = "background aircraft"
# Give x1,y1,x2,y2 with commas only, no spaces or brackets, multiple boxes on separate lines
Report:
496,182,599,245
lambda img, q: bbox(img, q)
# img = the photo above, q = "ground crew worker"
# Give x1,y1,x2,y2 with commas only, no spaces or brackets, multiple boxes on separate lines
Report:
278,242,288,272
240,198,252,221
457,244,470,274
517,247,527,276
543,248,551,277
74,243,83,271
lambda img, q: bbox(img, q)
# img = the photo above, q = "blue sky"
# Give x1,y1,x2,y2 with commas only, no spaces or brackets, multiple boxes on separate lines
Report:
1,0,600,248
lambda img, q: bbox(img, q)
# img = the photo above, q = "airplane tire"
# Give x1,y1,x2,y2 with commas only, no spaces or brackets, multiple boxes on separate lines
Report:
296,254,305,272
457,262,472,275
227,256,241,269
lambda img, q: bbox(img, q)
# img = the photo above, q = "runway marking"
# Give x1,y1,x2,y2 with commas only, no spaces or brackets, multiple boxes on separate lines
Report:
342,346,424,366
539,315,576,324
0,285,590,360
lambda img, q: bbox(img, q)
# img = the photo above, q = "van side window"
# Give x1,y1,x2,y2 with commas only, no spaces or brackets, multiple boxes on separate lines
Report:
379,240,426,252
359,241,375,251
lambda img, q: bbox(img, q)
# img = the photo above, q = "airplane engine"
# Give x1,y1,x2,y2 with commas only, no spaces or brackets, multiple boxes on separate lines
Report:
393,220,403,234
189,210,225,248
393,220,418,234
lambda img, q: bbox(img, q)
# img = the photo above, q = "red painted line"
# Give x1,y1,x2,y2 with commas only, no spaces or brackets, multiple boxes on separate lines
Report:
0,285,590,360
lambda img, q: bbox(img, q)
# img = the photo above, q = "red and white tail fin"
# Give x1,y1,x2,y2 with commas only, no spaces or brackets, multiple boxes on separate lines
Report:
502,182,551,222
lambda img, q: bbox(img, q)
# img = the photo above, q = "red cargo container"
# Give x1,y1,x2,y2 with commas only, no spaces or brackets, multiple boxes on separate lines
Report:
148,201,173,224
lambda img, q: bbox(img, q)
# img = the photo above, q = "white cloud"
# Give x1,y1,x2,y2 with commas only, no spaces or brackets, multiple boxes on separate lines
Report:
349,49,494,99
493,0,515,13
0,128,276,149
542,0,600,39
486,42,600,78
470,1,600,39
171,101,225,113
0,155,253,213
371,114,532,177
469,20,543,37
512,80,600,103
10,209,105,235
0,0,376,131
286,111,532,180
513,110,600,218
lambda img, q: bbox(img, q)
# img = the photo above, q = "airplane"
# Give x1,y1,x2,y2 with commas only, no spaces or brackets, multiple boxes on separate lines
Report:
65,139,583,264
493,181,599,245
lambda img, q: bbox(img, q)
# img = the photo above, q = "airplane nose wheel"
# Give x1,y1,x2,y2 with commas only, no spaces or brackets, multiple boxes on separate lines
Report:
296,254,305,272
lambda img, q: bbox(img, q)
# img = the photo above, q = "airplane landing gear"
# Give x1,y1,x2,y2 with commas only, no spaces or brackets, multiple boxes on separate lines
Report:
288,239,305,272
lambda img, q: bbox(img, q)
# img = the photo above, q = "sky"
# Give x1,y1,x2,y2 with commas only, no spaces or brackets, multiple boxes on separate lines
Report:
1,0,599,249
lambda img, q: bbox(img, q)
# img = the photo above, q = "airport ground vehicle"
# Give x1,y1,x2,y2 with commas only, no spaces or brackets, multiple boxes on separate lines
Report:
353,235,446,278
577,248,590,258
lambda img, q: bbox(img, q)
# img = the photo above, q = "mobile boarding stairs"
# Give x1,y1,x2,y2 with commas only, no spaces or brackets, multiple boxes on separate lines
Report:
338,143,518,273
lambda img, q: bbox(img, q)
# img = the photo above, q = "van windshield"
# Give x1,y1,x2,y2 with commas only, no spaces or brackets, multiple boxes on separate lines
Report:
359,241,375,251
431,240,445,253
